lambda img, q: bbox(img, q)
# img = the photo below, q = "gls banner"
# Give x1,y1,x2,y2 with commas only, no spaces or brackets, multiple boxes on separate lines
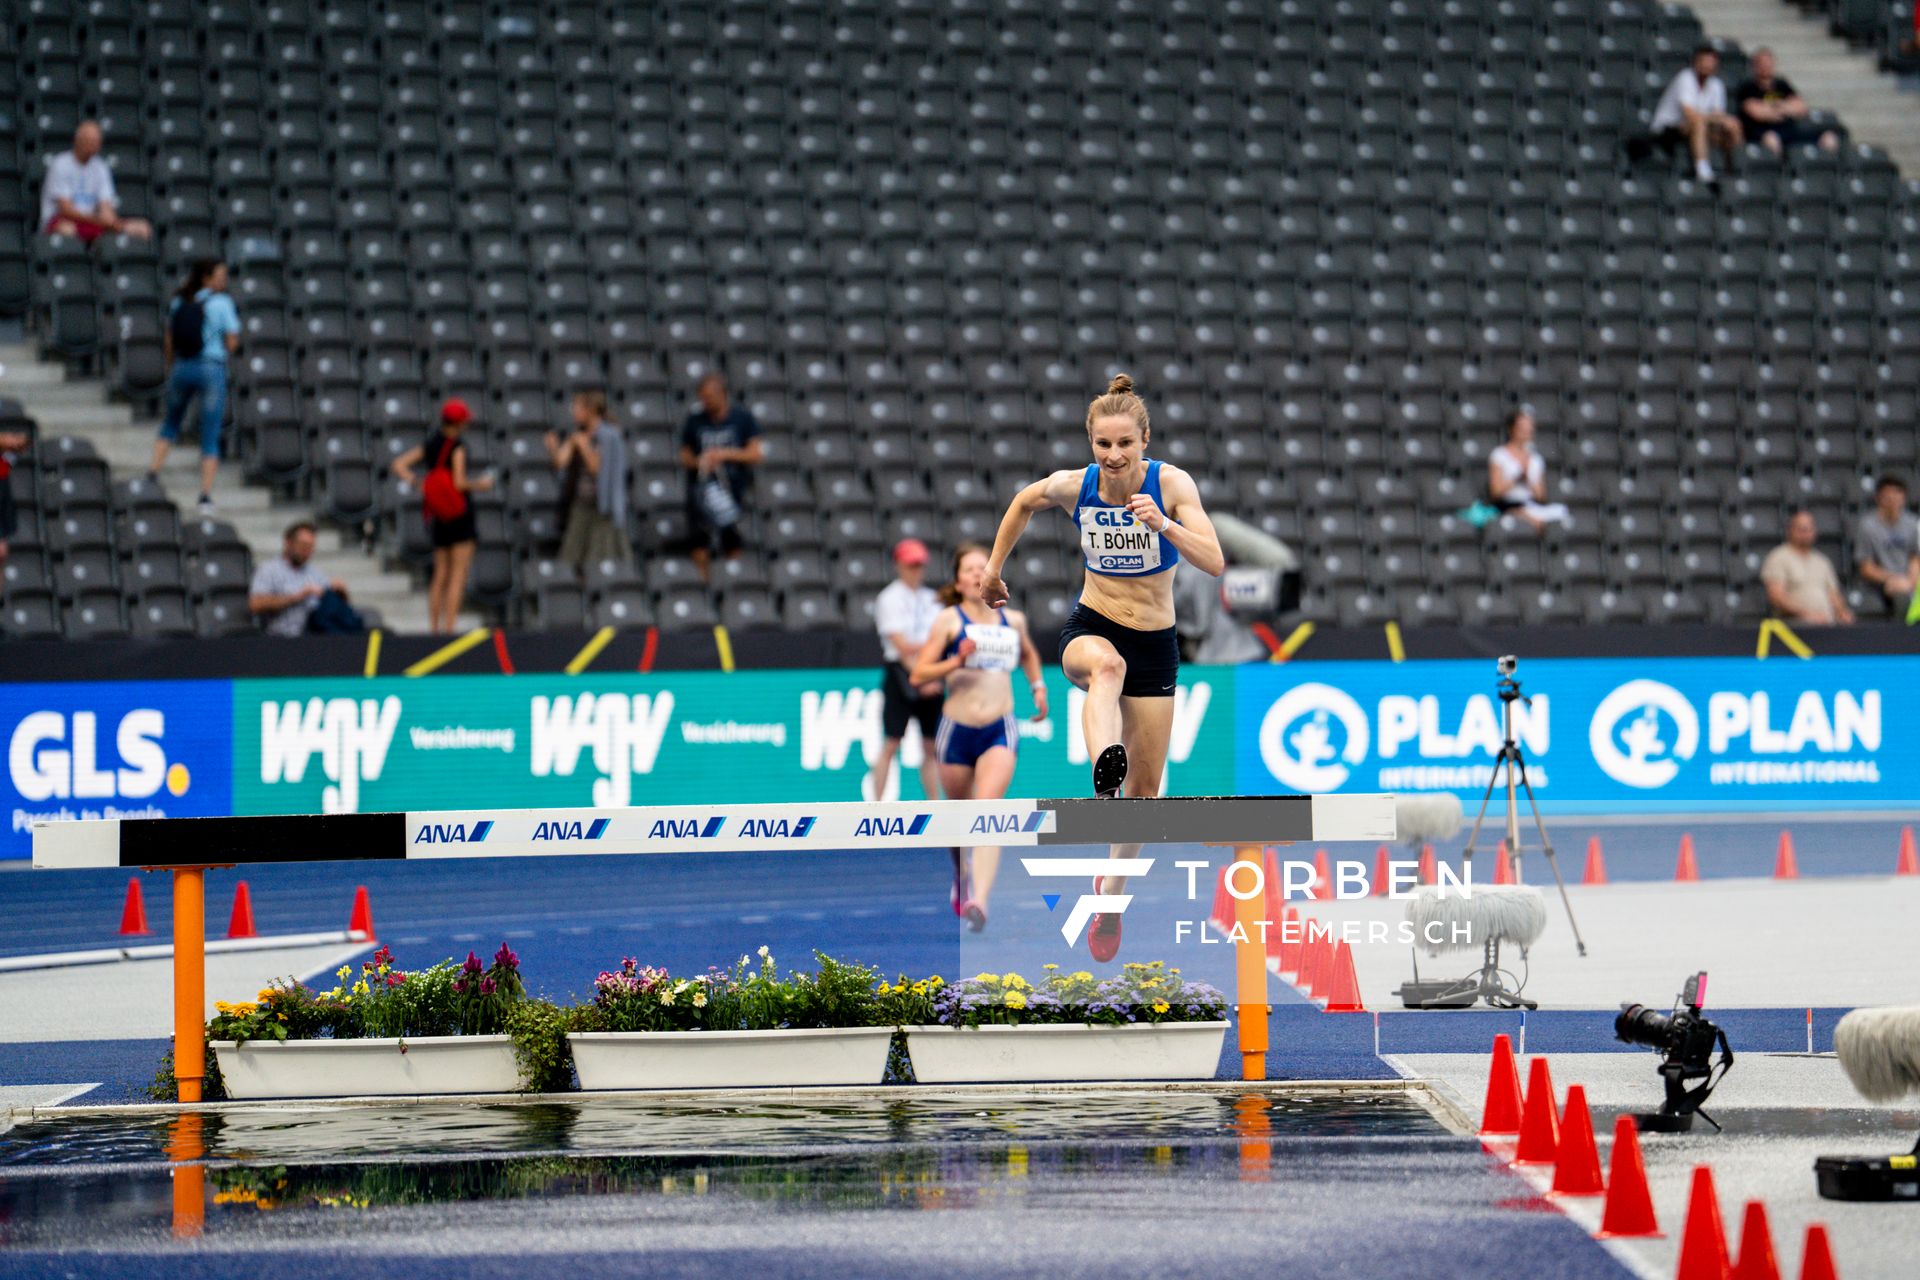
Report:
1237,656,1910,812
1,681,232,857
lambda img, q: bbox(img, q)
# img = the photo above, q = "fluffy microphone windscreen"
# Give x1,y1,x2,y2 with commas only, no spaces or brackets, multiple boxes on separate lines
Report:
1834,1005,1920,1102
1396,793,1464,845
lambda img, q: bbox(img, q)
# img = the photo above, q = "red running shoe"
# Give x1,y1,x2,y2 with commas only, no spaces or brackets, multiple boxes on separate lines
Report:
962,899,988,932
1087,874,1122,962
950,859,970,918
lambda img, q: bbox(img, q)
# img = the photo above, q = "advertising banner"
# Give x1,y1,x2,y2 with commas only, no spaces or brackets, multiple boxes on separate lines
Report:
227,669,1236,816
1236,655,1907,813
2,680,233,858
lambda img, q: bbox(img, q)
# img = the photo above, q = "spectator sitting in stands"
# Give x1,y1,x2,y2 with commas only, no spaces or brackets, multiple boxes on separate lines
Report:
1733,48,1838,158
1649,44,1742,184
1486,410,1572,534
1762,508,1854,626
679,372,764,581
249,520,353,636
0,429,29,572
39,121,151,244
549,388,632,574
1855,474,1920,618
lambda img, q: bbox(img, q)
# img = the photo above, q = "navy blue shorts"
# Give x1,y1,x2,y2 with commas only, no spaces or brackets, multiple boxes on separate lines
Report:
936,714,1018,767
1058,602,1180,698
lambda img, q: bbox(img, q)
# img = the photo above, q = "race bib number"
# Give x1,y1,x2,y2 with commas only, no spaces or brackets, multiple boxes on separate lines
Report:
1081,509,1163,574
962,623,1022,673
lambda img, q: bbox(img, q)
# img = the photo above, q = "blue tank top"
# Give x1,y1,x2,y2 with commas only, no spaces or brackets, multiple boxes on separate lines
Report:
1073,460,1181,578
941,606,1022,673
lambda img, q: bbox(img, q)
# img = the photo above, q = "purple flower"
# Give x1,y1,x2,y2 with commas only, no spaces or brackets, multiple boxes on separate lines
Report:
453,977,468,995
494,942,519,972
479,976,496,996
463,951,484,975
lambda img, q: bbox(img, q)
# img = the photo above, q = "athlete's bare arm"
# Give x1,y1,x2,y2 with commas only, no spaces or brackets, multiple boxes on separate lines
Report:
983,470,1079,608
1009,608,1050,721
908,609,967,687
1131,464,1224,576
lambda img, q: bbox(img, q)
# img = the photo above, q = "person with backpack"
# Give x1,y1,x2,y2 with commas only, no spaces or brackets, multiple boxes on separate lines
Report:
391,398,495,634
147,258,241,514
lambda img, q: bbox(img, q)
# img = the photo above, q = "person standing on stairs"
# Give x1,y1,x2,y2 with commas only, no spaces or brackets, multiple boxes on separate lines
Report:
147,258,240,514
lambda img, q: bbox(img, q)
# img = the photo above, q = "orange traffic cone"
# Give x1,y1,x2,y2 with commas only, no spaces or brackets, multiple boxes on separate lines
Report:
118,876,150,936
1419,843,1437,885
1773,832,1799,880
1582,836,1608,885
1550,1084,1605,1195
1277,907,1303,977
1514,1056,1560,1165
1732,1201,1781,1280
1371,845,1390,896
1493,839,1516,885
1323,940,1366,1012
1798,1224,1839,1280
1898,826,1918,876
1299,924,1329,998
1675,1166,1731,1280
348,885,376,939
1481,1034,1524,1136
226,880,257,940
1597,1115,1662,1238
1676,833,1702,882
1312,849,1334,901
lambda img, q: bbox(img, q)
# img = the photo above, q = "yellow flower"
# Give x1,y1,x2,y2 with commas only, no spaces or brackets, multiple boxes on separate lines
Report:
926,975,944,988
973,972,1001,985
910,981,928,996
337,966,352,981
692,991,708,1008
277,1013,287,1022
1151,1001,1170,1014
659,987,676,1006
1042,963,1059,972
878,982,893,996
1004,991,1028,1009
214,1001,232,1014
1002,974,1030,990
1070,972,1093,983
352,980,369,997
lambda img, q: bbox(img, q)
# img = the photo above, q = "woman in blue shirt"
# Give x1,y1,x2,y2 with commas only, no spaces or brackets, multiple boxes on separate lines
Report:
147,258,241,514
982,374,1224,961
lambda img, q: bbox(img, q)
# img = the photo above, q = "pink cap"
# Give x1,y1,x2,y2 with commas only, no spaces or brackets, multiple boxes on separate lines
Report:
893,538,929,565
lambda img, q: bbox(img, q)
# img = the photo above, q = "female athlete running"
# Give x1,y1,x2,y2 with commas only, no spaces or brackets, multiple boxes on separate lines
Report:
910,543,1048,932
981,374,1224,961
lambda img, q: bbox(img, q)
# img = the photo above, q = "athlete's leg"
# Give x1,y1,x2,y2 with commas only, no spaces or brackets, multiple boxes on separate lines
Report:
446,540,476,631
916,740,942,803
868,736,900,800
427,547,452,634
1095,696,1176,894
966,745,1016,909
1063,634,1129,794
940,758,974,916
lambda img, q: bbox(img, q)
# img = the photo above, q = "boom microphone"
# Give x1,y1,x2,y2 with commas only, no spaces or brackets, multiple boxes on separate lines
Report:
1817,1005,1920,1201
1395,793,1464,846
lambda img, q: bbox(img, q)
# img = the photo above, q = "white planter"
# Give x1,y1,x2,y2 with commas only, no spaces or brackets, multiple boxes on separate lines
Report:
567,1026,895,1091
211,1036,522,1099
905,1022,1230,1084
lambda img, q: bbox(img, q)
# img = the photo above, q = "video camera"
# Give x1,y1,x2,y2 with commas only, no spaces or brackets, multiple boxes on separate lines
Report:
1615,971,1735,1133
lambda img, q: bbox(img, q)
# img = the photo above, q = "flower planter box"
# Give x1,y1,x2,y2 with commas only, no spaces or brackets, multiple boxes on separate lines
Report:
904,1022,1230,1084
567,1026,895,1091
211,1036,522,1100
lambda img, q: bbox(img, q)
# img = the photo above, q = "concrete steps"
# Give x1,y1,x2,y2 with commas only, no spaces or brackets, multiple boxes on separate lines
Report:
1,341,472,635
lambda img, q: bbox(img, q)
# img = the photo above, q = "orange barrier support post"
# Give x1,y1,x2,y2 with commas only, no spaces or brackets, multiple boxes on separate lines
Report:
171,867,206,1104
1231,843,1270,1081
167,1111,206,1239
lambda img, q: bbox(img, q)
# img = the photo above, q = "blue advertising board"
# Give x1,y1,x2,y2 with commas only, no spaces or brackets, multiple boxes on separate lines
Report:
1,681,233,859
1236,656,1910,813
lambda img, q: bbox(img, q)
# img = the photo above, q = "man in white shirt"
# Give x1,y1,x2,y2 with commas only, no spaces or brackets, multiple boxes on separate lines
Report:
869,538,944,802
39,121,151,244
1650,45,1743,184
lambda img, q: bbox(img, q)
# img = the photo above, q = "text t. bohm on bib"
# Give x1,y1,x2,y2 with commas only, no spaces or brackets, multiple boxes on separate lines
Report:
1073,460,1181,578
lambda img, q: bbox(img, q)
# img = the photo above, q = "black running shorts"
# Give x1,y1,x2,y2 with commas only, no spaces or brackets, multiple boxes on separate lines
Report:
1058,602,1180,699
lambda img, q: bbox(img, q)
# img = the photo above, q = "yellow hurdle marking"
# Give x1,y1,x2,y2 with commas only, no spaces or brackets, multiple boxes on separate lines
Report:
564,626,617,675
1384,621,1405,664
713,623,736,673
362,629,382,678
1755,618,1813,660
402,627,492,677
1271,621,1315,662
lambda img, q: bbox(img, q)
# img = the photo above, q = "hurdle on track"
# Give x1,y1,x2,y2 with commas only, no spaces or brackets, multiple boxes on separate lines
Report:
33,793,1396,1099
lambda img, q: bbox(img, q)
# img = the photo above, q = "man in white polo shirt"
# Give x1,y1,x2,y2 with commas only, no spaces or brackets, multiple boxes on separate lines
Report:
39,121,151,244
869,538,944,802
1650,44,1743,184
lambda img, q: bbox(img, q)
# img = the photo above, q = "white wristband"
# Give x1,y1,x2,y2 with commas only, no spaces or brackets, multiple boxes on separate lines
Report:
1031,680,1047,693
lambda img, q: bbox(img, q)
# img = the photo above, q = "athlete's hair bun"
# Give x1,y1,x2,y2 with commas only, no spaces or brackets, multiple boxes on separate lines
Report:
1107,373,1134,397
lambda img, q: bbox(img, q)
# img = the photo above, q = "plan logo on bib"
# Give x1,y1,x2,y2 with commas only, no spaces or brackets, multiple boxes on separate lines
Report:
1588,679,1699,789
1257,683,1370,791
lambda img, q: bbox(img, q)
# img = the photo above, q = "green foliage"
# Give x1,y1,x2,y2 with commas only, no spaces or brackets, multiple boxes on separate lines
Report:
144,1043,227,1102
504,998,603,1093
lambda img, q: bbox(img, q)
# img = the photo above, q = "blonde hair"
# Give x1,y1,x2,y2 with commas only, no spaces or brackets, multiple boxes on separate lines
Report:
1086,373,1149,436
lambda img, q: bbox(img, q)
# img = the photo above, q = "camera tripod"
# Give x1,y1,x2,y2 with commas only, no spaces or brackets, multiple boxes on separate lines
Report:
1462,667,1588,958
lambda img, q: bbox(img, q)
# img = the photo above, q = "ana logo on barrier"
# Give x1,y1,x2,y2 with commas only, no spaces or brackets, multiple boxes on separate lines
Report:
1258,683,1370,791
1589,679,1699,789
415,820,493,845
532,818,609,841
854,814,932,837
647,816,725,839
970,812,1046,835
739,816,817,838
